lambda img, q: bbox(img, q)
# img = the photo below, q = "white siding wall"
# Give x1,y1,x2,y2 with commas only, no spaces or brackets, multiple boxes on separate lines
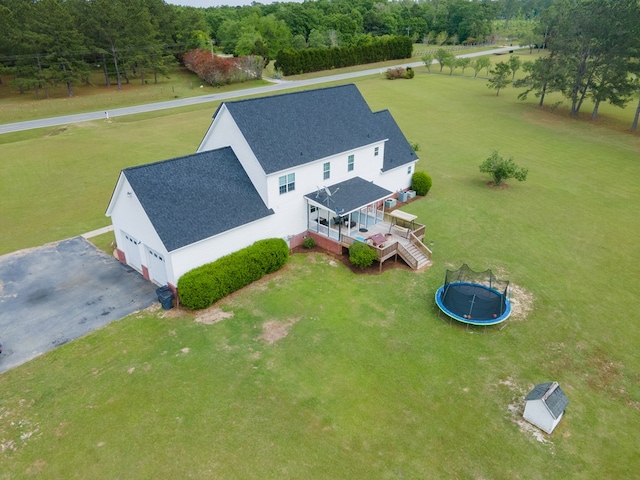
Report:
523,400,561,434
197,106,269,204
378,160,417,194
108,175,176,284
170,212,300,282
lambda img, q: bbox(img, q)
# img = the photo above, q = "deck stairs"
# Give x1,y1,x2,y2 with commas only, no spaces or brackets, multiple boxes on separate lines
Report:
398,242,431,270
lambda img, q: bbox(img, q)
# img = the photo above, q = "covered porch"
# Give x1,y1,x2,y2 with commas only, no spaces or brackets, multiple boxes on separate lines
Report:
304,178,431,271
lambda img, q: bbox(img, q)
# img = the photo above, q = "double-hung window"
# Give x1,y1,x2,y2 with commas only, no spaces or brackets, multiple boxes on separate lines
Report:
374,146,379,157
323,162,330,180
347,154,354,172
279,173,295,194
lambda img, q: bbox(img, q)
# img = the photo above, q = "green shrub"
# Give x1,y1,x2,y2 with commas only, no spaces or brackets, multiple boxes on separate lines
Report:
178,238,289,310
349,241,377,268
411,171,433,196
405,66,415,79
479,150,528,185
303,236,316,249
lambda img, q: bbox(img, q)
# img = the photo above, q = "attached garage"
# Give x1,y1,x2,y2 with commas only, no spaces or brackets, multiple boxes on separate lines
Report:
146,246,167,286
122,232,142,272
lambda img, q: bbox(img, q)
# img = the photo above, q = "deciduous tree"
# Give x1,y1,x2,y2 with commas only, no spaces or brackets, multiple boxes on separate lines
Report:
479,151,528,186
487,61,511,96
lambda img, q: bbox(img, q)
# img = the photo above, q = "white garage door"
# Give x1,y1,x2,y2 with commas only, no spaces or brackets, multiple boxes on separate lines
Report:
122,232,142,272
146,247,167,286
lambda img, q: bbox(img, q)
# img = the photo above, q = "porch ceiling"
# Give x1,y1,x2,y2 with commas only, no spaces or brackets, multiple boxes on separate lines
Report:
304,176,393,215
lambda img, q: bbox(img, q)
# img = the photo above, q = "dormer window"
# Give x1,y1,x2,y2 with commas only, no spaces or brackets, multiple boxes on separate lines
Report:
323,162,331,180
279,173,295,194
348,154,354,172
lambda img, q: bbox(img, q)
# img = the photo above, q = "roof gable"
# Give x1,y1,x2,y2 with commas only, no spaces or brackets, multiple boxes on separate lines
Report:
525,382,569,419
374,110,419,171
304,177,393,215
123,147,274,252
220,84,417,174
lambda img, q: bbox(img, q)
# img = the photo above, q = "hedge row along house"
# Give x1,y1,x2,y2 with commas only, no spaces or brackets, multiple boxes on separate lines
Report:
106,84,429,290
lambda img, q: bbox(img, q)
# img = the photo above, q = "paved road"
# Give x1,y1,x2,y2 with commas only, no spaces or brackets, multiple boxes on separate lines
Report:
0,237,158,373
0,46,524,135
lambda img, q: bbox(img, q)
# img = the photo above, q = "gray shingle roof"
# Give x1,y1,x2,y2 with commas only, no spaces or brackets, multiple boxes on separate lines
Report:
123,147,274,252
304,177,393,215
220,84,417,174
525,382,569,419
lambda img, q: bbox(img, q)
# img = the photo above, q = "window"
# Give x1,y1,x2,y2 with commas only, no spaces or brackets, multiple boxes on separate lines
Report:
323,162,330,180
279,173,295,194
348,154,354,172
374,146,379,157
407,165,412,175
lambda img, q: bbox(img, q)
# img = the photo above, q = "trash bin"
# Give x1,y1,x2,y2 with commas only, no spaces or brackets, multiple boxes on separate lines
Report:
156,285,173,310
158,290,174,310
156,285,171,297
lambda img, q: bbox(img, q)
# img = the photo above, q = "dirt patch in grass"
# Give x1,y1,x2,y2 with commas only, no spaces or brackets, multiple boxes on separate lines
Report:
259,317,300,344
46,126,68,136
499,378,552,445
194,307,234,325
508,283,534,321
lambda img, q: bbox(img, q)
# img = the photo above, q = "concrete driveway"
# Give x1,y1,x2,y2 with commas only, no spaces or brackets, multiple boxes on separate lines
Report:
0,237,158,373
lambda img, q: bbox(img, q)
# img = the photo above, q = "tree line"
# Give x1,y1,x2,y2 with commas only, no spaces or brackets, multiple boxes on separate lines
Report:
0,0,546,97
514,0,640,128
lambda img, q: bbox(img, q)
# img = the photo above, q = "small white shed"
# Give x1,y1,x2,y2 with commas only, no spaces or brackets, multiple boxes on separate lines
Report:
523,382,569,434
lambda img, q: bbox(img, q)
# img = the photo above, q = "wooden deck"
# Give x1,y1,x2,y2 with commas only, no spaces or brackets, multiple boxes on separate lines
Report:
340,219,431,272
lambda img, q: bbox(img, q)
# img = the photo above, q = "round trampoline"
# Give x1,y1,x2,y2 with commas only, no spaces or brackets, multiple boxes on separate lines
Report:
435,264,511,326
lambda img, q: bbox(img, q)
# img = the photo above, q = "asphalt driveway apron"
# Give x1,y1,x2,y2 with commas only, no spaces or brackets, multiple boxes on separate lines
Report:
0,237,158,373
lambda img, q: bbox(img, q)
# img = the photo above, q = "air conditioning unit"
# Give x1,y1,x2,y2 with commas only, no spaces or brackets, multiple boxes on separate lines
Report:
398,191,409,202
384,198,396,208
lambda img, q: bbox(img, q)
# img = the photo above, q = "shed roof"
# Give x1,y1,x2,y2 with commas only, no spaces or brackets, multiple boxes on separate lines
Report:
304,177,393,215
525,382,569,419
220,84,417,174
122,147,274,252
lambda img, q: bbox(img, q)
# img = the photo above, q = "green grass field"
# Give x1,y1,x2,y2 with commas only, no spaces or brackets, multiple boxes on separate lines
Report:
1,66,639,478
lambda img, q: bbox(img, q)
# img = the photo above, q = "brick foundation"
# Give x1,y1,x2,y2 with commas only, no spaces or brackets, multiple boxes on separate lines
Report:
115,248,126,264
142,265,150,281
306,231,342,255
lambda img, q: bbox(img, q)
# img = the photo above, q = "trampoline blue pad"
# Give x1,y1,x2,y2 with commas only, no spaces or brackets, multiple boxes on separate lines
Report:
439,282,509,322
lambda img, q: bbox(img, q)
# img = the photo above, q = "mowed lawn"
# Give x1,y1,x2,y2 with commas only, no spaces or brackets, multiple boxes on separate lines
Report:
1,70,639,478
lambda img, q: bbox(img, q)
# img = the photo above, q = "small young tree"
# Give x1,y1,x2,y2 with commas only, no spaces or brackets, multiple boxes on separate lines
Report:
435,48,454,72
422,53,434,72
487,61,512,96
479,151,528,186
508,55,522,81
435,31,448,46
458,57,471,75
443,56,457,75
472,57,491,78
423,31,435,46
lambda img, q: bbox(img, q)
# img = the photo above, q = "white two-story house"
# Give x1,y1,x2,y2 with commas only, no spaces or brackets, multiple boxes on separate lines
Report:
106,84,420,288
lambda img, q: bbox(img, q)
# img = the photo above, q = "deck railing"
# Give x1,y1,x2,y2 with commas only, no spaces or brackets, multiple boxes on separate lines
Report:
409,232,432,260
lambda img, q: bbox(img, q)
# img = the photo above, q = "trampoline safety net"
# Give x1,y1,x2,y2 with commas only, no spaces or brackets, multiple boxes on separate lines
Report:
440,264,510,321
443,264,509,295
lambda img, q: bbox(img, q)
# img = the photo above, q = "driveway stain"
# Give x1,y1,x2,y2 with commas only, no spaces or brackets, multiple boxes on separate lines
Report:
0,237,157,373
